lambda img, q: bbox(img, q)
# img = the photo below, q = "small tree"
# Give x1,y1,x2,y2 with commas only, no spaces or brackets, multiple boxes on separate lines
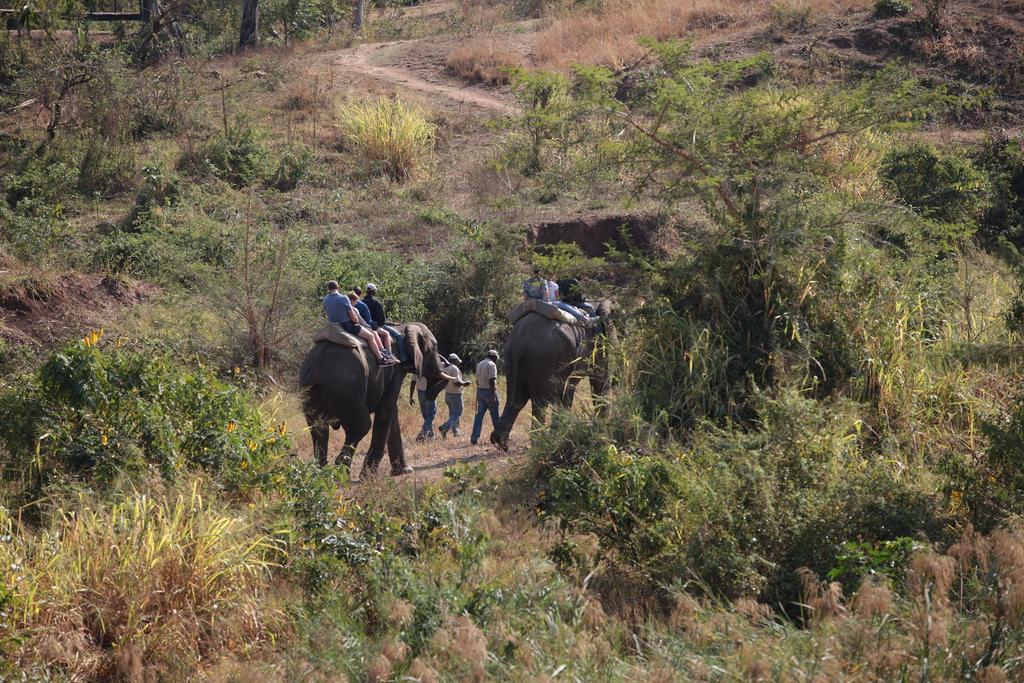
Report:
923,0,950,34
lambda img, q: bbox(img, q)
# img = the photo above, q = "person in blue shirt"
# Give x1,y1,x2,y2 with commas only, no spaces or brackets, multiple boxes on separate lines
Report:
322,281,398,365
347,291,397,359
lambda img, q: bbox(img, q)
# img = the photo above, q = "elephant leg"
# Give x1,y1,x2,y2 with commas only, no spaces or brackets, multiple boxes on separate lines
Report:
492,390,528,452
309,421,330,468
387,416,413,476
338,411,371,471
562,375,582,409
360,410,394,477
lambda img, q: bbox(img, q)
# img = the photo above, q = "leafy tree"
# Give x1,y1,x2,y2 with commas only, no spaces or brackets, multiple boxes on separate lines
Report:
879,141,991,246
503,42,951,428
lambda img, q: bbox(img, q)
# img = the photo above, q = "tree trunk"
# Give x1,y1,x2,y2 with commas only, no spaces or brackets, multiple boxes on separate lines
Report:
239,0,259,48
353,0,365,30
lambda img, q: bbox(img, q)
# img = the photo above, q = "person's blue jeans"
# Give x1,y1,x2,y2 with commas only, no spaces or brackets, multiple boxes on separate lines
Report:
440,393,464,435
555,300,589,322
471,389,499,444
417,389,436,438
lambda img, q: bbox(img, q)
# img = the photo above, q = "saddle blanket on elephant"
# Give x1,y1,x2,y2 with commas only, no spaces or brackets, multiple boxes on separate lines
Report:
313,323,367,348
312,323,372,374
507,298,580,326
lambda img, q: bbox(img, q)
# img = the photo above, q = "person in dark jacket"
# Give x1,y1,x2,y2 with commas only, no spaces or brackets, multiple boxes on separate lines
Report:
363,283,387,329
347,291,396,358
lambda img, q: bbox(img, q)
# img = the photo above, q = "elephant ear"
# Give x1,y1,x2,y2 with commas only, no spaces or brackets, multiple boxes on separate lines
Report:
405,324,424,376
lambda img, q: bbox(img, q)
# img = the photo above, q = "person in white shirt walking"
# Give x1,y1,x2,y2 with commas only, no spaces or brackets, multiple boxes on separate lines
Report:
470,350,500,445
438,353,470,438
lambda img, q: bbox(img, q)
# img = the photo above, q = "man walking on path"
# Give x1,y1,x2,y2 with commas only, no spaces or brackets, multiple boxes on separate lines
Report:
439,353,470,438
471,350,500,445
410,373,437,441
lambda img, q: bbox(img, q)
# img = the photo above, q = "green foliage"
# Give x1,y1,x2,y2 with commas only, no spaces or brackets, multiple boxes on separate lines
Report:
874,0,912,18
423,228,526,358
268,143,314,191
531,242,606,280
944,388,1024,532
540,431,680,574
976,136,1024,247
75,137,136,198
188,121,270,187
503,69,571,177
0,337,290,506
530,391,942,606
879,141,991,247
828,537,919,588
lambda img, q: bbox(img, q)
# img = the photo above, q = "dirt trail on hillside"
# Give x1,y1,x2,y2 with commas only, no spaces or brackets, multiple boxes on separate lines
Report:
330,40,515,114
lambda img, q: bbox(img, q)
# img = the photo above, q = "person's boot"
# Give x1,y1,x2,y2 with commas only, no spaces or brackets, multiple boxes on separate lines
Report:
439,424,449,439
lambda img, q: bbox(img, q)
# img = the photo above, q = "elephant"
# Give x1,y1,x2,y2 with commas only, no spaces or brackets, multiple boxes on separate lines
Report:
489,301,612,450
299,322,454,477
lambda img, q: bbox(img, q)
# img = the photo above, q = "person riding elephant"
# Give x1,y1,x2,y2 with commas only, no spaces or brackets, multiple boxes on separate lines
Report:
299,321,455,477
489,301,612,451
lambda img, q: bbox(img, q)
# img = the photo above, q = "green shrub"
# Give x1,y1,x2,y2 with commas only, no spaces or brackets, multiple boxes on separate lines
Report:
530,391,943,606
76,137,136,198
874,0,912,18
189,122,270,187
0,336,291,506
267,143,314,191
424,228,526,358
879,142,991,246
943,388,1024,532
977,136,1024,247
3,156,77,208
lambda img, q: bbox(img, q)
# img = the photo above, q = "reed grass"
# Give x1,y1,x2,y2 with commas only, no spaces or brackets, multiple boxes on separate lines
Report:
337,97,435,181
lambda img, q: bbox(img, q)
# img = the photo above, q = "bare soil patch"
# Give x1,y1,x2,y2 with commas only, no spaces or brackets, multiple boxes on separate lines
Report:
0,271,156,346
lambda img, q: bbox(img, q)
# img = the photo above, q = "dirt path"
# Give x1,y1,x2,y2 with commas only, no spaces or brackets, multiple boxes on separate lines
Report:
329,40,515,114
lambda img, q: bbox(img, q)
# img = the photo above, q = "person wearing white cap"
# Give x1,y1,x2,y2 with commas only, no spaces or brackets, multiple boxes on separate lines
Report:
438,353,470,438
470,350,500,445
362,283,387,330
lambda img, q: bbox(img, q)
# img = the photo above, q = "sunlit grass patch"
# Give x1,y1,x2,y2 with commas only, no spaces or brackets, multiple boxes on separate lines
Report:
0,482,284,679
337,97,435,181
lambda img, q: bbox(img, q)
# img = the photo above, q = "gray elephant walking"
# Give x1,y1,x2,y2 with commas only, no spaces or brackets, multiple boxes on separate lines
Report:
490,300,611,450
299,322,454,477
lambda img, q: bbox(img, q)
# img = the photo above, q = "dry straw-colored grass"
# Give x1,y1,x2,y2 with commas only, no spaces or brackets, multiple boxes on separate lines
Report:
447,39,521,85
1,483,282,679
535,0,869,70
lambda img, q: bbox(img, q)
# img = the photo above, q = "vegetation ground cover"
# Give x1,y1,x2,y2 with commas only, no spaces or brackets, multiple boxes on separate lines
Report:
2,0,1024,680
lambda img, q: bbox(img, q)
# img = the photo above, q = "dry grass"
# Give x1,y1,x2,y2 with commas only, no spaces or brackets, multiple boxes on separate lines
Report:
447,39,521,85
336,96,435,180
535,0,870,70
1,483,283,679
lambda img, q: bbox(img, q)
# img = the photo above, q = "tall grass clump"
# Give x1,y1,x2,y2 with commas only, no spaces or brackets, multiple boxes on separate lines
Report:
0,483,282,679
337,97,435,180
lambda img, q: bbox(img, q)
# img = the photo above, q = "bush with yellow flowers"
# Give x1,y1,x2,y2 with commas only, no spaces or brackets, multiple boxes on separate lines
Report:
0,331,290,508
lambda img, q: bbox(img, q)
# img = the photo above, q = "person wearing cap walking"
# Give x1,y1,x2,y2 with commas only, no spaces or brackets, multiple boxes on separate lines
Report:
470,350,500,445
439,353,471,438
